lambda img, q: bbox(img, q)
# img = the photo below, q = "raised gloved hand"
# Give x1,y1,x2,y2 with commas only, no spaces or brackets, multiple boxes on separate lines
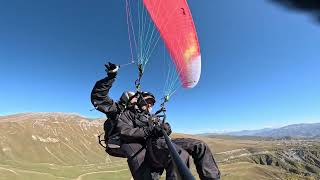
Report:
162,122,172,136
105,62,119,74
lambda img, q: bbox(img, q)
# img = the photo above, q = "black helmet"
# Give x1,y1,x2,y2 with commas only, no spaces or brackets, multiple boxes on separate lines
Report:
138,92,156,106
119,91,135,105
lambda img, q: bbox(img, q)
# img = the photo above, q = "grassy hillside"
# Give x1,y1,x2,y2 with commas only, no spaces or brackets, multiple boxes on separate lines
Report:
0,113,319,180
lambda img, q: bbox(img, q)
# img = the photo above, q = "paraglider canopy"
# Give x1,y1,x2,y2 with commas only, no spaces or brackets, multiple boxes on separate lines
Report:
125,0,201,96
143,0,201,88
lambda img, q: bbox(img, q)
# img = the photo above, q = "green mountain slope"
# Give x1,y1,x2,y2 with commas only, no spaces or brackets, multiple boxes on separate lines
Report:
0,113,319,180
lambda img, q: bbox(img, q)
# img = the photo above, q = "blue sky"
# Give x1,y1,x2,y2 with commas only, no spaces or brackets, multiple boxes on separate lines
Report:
1,0,320,133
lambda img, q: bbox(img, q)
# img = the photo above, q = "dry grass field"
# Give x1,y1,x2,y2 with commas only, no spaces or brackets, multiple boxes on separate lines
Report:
0,113,319,180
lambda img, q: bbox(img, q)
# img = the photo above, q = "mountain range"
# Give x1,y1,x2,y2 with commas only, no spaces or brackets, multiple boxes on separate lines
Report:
223,123,320,138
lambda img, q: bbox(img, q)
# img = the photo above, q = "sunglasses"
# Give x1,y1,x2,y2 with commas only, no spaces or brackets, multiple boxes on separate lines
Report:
145,98,155,106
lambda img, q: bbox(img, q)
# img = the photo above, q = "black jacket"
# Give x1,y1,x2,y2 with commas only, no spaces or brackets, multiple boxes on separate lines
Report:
116,108,151,144
91,73,124,138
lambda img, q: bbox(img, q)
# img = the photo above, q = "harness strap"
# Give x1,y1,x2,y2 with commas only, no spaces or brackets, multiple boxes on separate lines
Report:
98,133,107,148
128,144,146,160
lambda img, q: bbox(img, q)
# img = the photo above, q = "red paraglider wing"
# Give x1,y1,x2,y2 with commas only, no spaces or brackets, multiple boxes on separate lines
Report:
143,0,201,88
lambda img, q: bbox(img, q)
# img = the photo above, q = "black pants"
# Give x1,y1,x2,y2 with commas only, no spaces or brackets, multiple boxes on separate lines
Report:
172,138,221,180
121,138,190,180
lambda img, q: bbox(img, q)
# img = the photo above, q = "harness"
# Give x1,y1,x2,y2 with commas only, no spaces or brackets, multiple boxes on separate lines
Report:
97,103,126,149
128,97,169,168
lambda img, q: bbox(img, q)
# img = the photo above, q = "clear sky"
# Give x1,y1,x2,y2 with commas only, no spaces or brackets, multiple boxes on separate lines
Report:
1,0,320,134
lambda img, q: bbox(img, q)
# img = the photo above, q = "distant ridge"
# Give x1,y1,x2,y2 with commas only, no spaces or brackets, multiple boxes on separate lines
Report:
0,112,103,122
201,123,320,138
225,128,274,136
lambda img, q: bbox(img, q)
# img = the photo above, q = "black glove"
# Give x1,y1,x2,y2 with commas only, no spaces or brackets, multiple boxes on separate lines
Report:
105,62,119,74
148,115,161,125
145,125,163,139
152,125,163,138
162,122,172,136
